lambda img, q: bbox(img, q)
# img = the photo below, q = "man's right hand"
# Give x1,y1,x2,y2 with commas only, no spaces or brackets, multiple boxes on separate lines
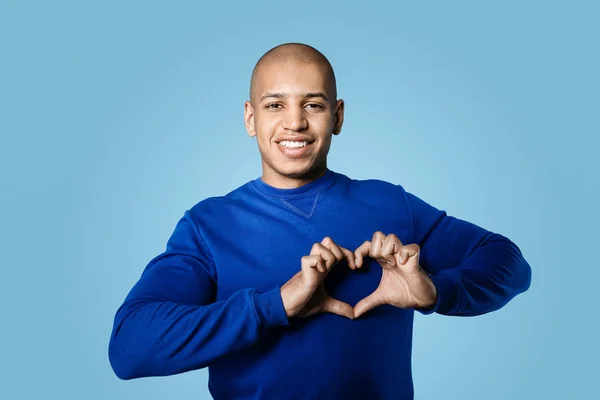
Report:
280,237,356,319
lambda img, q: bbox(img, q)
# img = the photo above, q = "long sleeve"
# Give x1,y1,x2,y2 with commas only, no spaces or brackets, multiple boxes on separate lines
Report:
108,210,289,380
399,187,532,316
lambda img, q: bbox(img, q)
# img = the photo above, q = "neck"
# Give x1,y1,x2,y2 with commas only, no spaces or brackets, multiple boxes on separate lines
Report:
261,163,328,189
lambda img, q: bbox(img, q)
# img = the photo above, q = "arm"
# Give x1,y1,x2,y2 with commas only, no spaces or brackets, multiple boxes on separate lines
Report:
108,210,289,380
400,187,532,316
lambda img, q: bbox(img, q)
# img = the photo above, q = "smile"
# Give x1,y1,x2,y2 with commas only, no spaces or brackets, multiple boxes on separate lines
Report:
280,140,308,148
276,140,314,158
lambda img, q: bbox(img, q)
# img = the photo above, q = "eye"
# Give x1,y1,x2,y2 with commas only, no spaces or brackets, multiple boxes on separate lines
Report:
265,103,282,110
305,103,324,110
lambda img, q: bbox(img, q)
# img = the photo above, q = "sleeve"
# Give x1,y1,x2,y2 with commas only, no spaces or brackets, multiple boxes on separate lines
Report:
399,187,532,316
108,209,289,380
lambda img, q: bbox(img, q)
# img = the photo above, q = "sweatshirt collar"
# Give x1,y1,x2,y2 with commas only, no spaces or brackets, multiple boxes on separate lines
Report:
251,169,337,198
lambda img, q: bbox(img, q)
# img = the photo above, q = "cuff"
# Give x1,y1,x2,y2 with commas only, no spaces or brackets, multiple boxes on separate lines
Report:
251,286,290,327
417,273,462,315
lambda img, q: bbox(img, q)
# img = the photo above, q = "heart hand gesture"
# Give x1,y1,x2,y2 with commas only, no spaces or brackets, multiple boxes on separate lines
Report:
353,232,438,318
280,237,356,320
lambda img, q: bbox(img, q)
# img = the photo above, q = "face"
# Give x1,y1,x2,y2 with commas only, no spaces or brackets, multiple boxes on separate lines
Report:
244,61,344,188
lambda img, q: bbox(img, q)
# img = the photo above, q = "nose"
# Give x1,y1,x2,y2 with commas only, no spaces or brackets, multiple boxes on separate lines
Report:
281,106,308,132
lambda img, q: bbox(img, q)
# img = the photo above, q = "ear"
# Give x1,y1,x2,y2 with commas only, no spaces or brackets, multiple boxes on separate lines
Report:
244,100,256,137
332,99,345,135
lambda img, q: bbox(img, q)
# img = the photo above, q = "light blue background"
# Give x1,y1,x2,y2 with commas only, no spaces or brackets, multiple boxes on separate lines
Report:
1,1,598,399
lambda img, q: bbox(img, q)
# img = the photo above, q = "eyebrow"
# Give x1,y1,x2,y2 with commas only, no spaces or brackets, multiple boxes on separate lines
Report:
260,92,329,102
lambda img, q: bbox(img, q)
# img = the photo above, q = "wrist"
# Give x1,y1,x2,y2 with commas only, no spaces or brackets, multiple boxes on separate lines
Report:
252,287,290,327
416,270,438,309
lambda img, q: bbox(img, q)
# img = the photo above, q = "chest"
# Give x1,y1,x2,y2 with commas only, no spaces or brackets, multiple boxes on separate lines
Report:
204,199,413,304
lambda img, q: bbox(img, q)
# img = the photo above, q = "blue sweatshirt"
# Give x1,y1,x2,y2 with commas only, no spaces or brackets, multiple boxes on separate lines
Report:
108,169,531,399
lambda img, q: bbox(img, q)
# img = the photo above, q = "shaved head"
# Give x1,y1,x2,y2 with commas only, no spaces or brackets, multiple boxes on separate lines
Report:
244,43,345,188
249,43,337,103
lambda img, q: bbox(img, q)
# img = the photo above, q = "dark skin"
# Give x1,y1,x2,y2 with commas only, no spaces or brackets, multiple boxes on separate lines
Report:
245,44,437,318
244,44,343,189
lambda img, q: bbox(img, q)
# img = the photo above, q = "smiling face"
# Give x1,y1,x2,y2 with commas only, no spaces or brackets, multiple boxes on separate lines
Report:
244,53,344,188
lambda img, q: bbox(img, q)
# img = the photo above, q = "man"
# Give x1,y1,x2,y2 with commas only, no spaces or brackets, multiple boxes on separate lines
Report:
109,43,531,399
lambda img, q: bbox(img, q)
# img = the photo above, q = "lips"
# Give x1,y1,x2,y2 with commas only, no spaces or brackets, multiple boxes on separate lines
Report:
276,140,314,159
275,136,315,144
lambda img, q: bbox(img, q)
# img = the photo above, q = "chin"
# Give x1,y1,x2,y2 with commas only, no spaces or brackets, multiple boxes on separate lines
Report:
278,162,325,180
283,170,312,179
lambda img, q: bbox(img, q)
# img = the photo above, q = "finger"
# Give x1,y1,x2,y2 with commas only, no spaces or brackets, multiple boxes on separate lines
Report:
321,237,345,263
369,231,386,259
396,243,421,267
321,237,356,270
315,258,326,273
354,290,385,319
381,234,403,264
311,243,336,269
322,296,355,320
301,255,326,276
354,240,371,268
341,247,357,270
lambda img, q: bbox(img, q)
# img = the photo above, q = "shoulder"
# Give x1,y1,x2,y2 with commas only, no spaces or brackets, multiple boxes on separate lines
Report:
337,172,443,216
186,181,255,220
333,171,408,198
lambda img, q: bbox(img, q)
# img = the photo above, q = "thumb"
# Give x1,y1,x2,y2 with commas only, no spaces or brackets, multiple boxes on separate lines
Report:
354,290,385,319
322,296,355,320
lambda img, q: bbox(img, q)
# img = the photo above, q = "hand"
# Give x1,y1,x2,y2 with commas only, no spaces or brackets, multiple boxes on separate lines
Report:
280,237,356,319
353,231,438,318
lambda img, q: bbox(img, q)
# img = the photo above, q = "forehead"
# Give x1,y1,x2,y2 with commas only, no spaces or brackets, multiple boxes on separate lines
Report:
255,61,331,98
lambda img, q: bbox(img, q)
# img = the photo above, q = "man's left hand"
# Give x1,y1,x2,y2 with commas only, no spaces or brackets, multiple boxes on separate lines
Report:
353,232,438,318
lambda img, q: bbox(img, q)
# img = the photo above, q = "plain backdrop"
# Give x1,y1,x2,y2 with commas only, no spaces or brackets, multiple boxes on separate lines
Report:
1,1,598,399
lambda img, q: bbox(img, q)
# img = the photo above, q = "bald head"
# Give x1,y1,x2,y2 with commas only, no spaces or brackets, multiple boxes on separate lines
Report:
249,43,337,104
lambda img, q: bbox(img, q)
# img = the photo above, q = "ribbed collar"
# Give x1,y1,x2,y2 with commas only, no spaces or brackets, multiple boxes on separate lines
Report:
251,169,337,199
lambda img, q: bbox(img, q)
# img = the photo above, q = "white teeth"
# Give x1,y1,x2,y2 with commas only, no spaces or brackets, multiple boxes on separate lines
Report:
280,140,308,148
